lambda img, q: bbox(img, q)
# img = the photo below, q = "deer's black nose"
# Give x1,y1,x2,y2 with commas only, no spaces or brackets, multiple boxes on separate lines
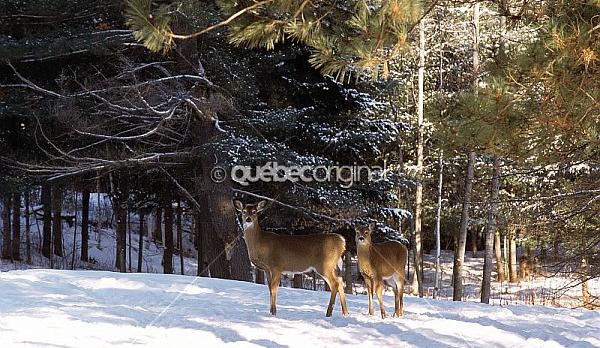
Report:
245,217,252,223
358,237,365,241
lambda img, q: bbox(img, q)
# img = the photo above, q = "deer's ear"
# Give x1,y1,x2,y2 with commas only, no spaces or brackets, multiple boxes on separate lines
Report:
233,200,244,211
369,222,377,231
257,200,268,212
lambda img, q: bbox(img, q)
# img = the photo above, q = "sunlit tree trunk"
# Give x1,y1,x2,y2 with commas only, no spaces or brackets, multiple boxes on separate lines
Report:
413,16,426,298
434,151,443,299
508,225,518,283
453,151,475,300
454,3,479,301
495,230,505,282
481,155,501,304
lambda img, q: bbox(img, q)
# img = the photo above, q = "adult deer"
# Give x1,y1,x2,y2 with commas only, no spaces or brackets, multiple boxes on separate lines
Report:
355,224,407,318
234,200,348,317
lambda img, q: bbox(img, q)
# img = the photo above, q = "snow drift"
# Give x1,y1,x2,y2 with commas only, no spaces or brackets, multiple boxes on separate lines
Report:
0,269,598,347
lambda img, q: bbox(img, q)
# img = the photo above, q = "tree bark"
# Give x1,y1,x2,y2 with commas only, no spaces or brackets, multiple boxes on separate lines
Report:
580,257,592,309
434,151,443,299
481,155,501,304
453,150,476,301
494,229,505,282
344,251,353,294
153,207,163,243
41,184,52,258
470,228,478,257
292,274,303,288
128,211,132,272
163,192,174,274
11,192,21,261
51,185,63,257
508,225,518,283
1,194,11,260
25,191,31,264
413,17,426,298
115,201,127,272
137,212,145,273
255,268,265,284
176,201,184,275
81,189,90,261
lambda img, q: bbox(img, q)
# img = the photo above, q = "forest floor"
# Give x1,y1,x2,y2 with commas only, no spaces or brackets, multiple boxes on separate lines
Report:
1,269,599,347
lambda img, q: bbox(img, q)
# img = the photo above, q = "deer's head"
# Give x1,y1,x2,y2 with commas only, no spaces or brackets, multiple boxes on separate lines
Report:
355,223,375,246
234,200,267,229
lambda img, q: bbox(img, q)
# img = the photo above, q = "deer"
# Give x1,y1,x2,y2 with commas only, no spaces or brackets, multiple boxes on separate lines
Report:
519,255,540,283
234,200,348,317
355,223,408,319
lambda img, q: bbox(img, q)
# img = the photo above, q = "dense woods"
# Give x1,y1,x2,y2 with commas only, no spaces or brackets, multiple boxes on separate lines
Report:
0,0,598,311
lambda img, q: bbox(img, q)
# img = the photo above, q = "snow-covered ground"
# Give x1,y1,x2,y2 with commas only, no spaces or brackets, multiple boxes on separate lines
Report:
1,269,598,347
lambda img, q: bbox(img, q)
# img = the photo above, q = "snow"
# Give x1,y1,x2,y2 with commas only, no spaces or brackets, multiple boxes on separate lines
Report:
1,269,599,347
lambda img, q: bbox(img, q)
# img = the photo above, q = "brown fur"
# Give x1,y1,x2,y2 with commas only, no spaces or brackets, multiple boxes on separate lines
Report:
519,255,539,282
356,224,407,318
234,200,348,317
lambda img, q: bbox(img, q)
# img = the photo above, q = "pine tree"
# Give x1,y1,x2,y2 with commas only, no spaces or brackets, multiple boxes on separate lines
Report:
125,0,422,80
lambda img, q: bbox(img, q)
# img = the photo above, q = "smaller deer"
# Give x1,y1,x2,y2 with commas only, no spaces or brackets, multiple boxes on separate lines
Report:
519,255,539,282
234,200,348,317
355,224,407,318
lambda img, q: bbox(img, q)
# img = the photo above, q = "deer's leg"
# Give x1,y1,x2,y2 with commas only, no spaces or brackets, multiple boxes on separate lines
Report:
393,273,405,317
336,275,348,316
374,279,386,319
365,275,374,316
323,272,338,317
268,271,281,315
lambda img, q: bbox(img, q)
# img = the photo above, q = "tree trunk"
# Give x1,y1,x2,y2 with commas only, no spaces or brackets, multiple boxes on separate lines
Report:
434,151,443,299
293,274,303,288
128,210,132,272
70,193,78,270
453,150,476,301
412,16,426,298
11,192,21,261
115,201,127,272
137,212,145,273
508,225,518,283
580,257,592,309
25,191,31,264
229,236,253,281
81,189,90,261
51,185,63,257
503,233,509,277
344,251,353,294
255,267,264,284
481,155,501,304
1,194,11,260
41,184,52,258
163,192,174,274
176,201,184,275
495,229,505,282
470,228,478,257
153,207,163,243
195,210,209,277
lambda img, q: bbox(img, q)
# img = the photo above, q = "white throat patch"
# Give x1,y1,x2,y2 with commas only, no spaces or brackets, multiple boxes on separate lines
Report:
243,220,254,230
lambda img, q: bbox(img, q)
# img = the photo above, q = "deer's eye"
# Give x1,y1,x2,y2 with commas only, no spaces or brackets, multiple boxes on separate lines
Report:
251,210,256,214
